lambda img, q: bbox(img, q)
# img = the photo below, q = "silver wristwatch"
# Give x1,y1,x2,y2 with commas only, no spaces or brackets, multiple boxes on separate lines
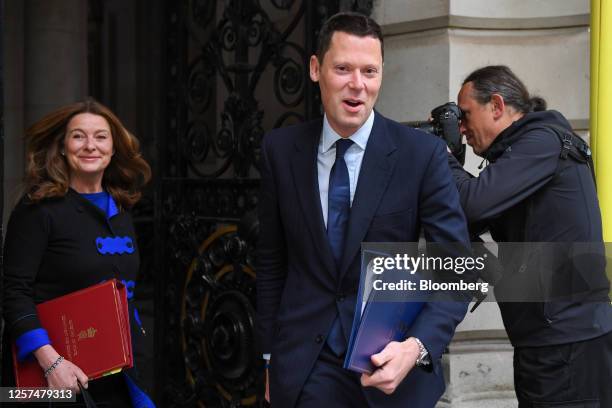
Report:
413,337,431,367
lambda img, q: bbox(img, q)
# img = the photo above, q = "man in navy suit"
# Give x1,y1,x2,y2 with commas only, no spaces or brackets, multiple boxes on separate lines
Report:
257,12,471,408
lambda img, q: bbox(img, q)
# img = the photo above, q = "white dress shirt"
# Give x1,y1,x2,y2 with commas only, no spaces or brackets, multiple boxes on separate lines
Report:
318,110,375,227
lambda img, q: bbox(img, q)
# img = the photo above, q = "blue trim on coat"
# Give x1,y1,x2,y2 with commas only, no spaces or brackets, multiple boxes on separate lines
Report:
15,328,51,361
80,191,119,219
81,191,109,215
124,373,156,407
96,236,135,254
107,193,119,218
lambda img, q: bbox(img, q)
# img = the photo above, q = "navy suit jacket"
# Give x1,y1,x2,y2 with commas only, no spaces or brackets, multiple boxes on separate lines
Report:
257,111,470,408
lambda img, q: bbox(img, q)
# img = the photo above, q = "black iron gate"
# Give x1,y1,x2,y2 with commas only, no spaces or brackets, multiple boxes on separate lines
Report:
155,1,372,406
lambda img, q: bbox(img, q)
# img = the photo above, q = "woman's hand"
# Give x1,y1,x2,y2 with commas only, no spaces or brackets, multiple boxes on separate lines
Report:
33,345,89,392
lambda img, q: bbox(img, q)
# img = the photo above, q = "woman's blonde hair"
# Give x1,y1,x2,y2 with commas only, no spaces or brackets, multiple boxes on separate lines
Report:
24,98,151,209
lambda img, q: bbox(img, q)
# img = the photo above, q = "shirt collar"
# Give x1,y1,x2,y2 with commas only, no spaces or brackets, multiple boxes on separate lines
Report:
321,110,375,153
107,192,119,218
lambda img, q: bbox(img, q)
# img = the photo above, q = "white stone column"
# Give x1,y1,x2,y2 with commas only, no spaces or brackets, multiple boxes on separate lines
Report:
373,0,590,406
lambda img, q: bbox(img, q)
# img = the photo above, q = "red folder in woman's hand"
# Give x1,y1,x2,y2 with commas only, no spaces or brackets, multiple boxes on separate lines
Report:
12,279,133,387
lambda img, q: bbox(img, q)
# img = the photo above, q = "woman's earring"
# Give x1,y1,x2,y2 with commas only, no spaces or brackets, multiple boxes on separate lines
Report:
60,151,65,156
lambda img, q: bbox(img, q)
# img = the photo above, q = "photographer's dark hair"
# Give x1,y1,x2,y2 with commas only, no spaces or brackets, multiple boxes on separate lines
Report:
316,12,383,62
463,65,547,113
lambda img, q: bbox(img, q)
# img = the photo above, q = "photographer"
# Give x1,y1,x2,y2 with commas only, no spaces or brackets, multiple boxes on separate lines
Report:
447,65,612,407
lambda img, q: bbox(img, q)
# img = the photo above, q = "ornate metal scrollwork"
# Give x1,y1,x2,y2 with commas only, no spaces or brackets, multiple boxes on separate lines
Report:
177,0,308,178
162,180,259,221
159,1,372,406
172,213,259,407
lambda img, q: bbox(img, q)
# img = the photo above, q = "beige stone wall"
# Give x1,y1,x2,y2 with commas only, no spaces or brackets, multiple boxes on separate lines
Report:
375,0,589,174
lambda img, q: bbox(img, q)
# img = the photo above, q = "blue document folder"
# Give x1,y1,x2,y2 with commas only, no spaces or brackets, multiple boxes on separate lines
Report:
343,250,425,374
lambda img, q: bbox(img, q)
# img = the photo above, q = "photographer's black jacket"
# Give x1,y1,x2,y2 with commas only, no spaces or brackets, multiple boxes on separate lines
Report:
449,110,612,347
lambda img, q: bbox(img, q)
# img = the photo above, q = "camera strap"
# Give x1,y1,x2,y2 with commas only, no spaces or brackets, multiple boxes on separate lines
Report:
512,123,595,187
532,123,596,186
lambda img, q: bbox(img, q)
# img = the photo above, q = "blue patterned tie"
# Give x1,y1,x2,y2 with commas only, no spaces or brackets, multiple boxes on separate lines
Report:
326,138,353,356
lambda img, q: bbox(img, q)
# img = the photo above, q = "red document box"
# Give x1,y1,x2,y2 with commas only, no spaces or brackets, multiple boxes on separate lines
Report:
13,279,133,387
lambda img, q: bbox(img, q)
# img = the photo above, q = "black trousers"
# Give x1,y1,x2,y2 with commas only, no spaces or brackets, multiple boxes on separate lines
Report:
514,331,612,408
295,345,370,408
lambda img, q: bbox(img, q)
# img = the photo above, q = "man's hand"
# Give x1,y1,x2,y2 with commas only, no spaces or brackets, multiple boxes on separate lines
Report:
360,338,421,394
34,345,88,393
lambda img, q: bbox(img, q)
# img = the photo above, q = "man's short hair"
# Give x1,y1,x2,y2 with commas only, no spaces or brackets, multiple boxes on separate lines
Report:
316,12,383,62
463,65,546,113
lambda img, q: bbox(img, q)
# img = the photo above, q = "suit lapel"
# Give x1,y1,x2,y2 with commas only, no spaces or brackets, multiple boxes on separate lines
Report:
339,113,397,280
290,120,337,278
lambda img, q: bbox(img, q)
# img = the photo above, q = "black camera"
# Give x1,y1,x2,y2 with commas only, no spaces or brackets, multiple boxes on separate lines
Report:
408,102,466,165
